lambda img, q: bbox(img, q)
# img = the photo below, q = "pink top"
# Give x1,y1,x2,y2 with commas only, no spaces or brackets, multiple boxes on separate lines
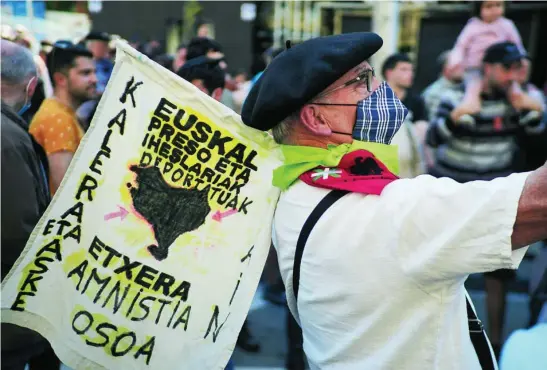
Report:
452,16,525,70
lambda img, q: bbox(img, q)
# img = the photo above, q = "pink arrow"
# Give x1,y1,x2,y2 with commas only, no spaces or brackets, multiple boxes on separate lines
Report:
212,208,238,222
104,206,129,221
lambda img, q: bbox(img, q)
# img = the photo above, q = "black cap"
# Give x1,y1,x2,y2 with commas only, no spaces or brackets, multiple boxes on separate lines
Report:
179,55,222,71
241,32,383,131
187,37,223,60
85,31,111,42
483,41,528,66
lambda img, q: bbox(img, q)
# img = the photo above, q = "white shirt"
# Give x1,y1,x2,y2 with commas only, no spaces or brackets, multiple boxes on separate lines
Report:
273,173,530,370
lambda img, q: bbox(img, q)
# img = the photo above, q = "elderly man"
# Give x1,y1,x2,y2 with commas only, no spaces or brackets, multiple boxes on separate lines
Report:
1,40,55,370
241,33,547,369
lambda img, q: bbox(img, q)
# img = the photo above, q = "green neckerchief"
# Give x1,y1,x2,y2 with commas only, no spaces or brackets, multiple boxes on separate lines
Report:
272,141,399,190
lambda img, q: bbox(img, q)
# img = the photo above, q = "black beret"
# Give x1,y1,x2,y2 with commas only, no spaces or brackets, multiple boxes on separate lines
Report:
241,32,383,131
85,31,111,42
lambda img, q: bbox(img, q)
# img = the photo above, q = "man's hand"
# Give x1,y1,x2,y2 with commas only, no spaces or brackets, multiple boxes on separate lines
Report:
508,81,544,113
512,161,547,249
48,151,74,195
509,91,544,113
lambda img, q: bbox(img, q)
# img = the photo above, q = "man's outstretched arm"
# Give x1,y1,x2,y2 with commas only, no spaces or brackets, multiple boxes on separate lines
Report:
512,162,547,249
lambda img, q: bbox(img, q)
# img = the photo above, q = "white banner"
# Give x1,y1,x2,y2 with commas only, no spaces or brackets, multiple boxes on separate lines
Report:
1,42,282,370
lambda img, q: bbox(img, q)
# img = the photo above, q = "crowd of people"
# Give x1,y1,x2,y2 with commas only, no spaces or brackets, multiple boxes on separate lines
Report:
1,1,546,369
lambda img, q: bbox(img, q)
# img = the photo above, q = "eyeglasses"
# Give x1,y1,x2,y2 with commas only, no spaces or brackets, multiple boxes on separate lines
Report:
313,68,375,101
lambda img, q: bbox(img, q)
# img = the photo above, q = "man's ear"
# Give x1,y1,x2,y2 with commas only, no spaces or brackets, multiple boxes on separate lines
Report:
483,64,492,78
27,76,38,98
53,71,68,88
383,69,392,83
211,87,223,102
300,105,332,136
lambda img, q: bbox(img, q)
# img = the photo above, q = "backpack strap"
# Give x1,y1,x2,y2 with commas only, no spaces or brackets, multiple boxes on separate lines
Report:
292,190,496,369
292,190,348,300
466,292,497,370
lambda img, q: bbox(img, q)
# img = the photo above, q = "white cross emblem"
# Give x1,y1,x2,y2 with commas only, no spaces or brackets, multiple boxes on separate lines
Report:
311,168,342,181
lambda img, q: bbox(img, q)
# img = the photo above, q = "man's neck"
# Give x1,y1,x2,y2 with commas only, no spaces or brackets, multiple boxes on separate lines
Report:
478,79,510,101
54,89,80,112
0,97,18,111
1,85,23,111
391,84,407,101
291,126,351,148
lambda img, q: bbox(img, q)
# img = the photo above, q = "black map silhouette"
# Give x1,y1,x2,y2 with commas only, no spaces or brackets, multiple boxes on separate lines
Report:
349,157,383,176
128,165,211,261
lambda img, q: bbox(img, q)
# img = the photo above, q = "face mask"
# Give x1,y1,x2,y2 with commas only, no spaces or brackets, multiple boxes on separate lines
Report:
17,77,35,116
17,101,31,116
326,82,408,145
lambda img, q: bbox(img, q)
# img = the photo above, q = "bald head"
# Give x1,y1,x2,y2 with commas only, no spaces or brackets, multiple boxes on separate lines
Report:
1,39,37,110
1,40,36,84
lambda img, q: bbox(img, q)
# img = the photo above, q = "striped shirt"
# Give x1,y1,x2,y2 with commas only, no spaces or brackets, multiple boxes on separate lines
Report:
427,85,545,183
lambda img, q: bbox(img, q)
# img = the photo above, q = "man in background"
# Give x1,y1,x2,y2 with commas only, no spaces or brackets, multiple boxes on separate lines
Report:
85,31,113,95
515,59,547,172
29,41,97,195
1,39,57,370
422,50,464,122
183,37,237,110
427,42,545,357
382,53,429,177
76,31,113,128
172,43,187,72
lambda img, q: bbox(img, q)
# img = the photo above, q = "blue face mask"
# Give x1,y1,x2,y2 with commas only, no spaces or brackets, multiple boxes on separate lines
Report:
17,101,31,116
351,81,408,144
17,77,35,116
313,81,408,144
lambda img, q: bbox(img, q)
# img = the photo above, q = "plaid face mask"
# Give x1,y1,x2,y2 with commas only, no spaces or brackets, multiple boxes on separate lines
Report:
352,81,408,144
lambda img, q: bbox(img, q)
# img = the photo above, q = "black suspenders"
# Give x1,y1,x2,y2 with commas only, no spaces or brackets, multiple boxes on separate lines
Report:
291,190,496,370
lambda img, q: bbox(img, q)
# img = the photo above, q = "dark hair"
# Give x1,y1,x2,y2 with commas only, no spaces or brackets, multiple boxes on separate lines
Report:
177,62,225,95
471,1,509,20
153,54,175,72
471,1,485,18
186,37,222,60
381,53,412,79
46,41,92,87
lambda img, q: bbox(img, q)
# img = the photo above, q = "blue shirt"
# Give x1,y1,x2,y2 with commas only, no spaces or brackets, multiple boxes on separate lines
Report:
95,58,114,94
500,323,547,370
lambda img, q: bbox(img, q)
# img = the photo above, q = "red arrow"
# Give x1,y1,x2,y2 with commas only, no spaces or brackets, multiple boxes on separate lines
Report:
212,208,238,222
104,206,129,221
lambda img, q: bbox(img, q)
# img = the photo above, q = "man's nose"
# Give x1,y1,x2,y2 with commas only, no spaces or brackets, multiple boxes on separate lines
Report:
90,72,98,84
